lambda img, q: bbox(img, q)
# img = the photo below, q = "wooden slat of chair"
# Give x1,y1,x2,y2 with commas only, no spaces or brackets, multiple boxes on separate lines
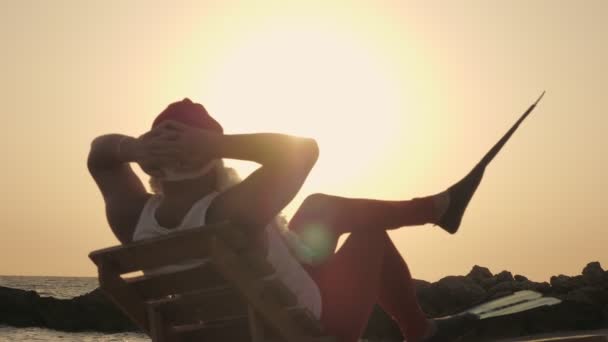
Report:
90,222,336,342
126,263,227,300
150,283,323,337
286,307,324,337
171,315,330,342
173,316,252,342
241,250,277,276
159,302,324,340
89,222,244,274
125,251,279,302
241,252,302,309
97,263,150,333
237,251,300,307
174,318,334,342
209,236,318,342
258,276,298,308
89,222,241,336
154,286,247,324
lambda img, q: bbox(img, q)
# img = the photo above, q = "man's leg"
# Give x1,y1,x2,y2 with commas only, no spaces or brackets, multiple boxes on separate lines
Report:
377,232,431,341
290,157,486,249
291,193,441,233
289,195,439,342
304,229,390,342
289,193,443,260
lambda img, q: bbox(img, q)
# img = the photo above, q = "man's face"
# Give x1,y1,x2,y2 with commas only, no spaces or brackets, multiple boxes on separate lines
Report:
155,159,219,182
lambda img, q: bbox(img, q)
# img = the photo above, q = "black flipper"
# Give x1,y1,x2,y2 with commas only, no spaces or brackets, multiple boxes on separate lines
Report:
437,92,545,234
477,91,545,169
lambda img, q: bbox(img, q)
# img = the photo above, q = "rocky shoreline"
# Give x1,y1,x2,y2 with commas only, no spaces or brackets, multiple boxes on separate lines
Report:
1,262,607,341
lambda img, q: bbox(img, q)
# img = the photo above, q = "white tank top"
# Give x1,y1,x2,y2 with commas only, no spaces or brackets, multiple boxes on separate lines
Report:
132,192,322,319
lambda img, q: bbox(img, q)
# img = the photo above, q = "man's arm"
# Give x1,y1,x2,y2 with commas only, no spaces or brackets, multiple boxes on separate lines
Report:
205,132,319,229
87,134,150,244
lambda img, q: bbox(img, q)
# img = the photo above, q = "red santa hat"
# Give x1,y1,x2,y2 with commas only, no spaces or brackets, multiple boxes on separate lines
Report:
152,98,223,134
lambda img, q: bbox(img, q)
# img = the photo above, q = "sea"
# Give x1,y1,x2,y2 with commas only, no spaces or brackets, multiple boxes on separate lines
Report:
0,276,380,341
0,275,148,342
0,276,573,342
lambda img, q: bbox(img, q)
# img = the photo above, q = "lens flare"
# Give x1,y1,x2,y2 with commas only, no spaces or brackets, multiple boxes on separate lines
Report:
298,222,336,262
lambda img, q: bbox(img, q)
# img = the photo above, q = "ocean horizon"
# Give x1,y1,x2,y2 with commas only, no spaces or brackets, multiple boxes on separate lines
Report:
2,274,606,342
0,275,149,341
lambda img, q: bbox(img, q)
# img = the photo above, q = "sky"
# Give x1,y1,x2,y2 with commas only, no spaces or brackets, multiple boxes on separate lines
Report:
0,0,606,282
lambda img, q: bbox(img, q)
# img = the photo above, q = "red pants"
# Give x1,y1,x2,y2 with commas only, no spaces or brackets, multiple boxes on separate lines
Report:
289,194,437,342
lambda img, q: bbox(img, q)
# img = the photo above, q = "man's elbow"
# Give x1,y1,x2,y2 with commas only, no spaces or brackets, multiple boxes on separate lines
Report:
87,135,111,172
87,140,100,172
296,138,319,168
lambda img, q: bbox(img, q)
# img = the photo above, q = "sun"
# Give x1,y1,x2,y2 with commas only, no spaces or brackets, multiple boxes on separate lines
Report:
203,25,410,197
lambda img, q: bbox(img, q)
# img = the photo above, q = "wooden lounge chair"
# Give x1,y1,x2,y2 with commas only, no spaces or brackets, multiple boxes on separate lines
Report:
89,222,334,342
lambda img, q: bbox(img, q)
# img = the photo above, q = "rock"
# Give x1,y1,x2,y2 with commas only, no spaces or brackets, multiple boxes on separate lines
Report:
466,265,493,283
4,261,608,341
534,281,552,294
412,279,431,289
550,274,571,292
550,274,585,293
465,311,526,341
525,300,604,332
0,286,44,327
582,261,605,286
514,274,528,282
0,286,135,332
480,277,499,290
478,271,514,291
565,287,597,305
464,300,605,341
487,290,515,301
519,280,552,293
496,271,514,283
565,286,608,307
485,279,551,298
487,281,518,298
416,276,486,317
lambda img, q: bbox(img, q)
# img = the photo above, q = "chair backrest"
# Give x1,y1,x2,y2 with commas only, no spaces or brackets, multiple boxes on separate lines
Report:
89,222,334,342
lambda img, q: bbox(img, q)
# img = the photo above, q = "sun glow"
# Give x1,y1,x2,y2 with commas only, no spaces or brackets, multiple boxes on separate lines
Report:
203,25,410,196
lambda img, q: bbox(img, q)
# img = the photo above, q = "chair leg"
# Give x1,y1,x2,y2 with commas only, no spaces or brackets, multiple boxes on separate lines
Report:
148,302,169,342
98,264,149,333
248,305,265,342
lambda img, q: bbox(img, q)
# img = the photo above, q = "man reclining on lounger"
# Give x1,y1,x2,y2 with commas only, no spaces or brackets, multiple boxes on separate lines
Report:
88,96,541,342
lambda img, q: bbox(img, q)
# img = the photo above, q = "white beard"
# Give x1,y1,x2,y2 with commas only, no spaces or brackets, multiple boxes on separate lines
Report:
159,159,220,181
